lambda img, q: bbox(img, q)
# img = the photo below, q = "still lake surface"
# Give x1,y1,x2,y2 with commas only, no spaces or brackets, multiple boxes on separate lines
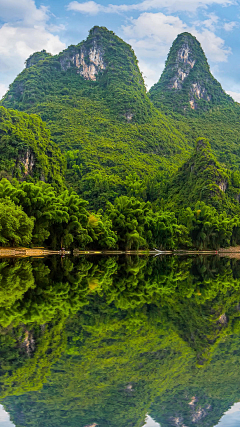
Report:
0,254,240,427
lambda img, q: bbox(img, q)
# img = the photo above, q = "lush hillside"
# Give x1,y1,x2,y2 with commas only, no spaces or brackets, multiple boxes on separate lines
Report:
3,27,240,208
0,26,192,206
149,32,240,173
0,106,65,186
149,32,233,114
163,137,240,214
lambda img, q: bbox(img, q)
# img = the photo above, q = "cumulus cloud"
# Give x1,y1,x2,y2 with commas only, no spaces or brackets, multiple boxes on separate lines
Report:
199,12,219,31
0,0,47,25
122,12,230,61
0,0,65,90
67,0,235,14
67,0,102,15
224,21,238,31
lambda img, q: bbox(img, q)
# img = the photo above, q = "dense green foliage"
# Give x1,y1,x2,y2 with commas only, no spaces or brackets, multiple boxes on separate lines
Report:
0,106,64,186
0,178,117,249
0,27,192,203
0,256,240,426
1,171,240,250
1,27,240,250
163,138,240,213
0,199,34,246
1,26,240,427
149,32,233,114
149,32,240,175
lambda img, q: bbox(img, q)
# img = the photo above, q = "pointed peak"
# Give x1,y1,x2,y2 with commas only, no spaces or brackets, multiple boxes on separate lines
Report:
149,32,233,114
174,32,201,42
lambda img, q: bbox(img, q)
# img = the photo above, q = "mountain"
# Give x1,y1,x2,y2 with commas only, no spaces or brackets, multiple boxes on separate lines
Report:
4,26,154,123
0,26,191,207
2,27,240,209
163,137,240,213
0,106,64,186
149,32,240,173
149,32,233,114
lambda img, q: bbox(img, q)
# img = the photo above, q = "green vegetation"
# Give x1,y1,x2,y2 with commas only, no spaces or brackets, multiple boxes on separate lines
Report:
1,26,240,427
149,32,240,175
0,27,192,204
0,178,117,249
1,27,240,251
0,106,64,186
1,161,240,250
163,138,240,212
149,32,232,114
0,256,240,426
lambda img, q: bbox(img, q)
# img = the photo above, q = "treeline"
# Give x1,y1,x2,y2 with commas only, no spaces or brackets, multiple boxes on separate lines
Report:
0,177,240,250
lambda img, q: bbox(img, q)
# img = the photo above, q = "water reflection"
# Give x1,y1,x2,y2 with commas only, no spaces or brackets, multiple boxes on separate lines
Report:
145,415,160,426
0,255,239,426
0,405,14,427
216,403,240,427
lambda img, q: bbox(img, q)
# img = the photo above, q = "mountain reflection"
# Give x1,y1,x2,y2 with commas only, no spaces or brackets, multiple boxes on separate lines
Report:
0,255,240,427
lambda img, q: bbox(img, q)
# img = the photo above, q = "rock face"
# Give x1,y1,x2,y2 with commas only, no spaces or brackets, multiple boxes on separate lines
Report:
169,43,196,91
19,149,35,176
60,41,105,81
3,26,153,124
149,32,233,113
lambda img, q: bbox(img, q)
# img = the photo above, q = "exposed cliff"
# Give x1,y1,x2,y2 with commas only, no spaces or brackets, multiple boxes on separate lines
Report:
149,32,233,114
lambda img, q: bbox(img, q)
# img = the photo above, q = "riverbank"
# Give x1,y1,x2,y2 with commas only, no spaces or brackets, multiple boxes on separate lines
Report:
1,247,240,258
0,247,70,257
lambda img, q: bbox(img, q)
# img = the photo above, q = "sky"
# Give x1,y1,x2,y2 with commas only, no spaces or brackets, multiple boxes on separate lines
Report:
0,0,240,100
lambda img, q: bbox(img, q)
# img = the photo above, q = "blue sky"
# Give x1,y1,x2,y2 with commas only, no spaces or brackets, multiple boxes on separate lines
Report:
0,0,240,100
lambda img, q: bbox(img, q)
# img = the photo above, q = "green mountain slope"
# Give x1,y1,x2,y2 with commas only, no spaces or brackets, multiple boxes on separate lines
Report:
0,106,64,186
149,32,240,173
149,32,233,114
1,26,191,206
163,137,240,214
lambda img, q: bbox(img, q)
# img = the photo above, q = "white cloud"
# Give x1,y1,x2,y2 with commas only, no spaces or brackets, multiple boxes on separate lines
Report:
226,91,240,102
0,24,65,65
67,1,102,15
122,12,230,61
224,21,238,31
67,0,235,15
201,12,219,31
194,29,231,62
0,0,49,26
0,0,65,91
122,12,187,43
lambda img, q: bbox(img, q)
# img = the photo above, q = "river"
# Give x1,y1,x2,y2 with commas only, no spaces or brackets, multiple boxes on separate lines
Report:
0,254,239,427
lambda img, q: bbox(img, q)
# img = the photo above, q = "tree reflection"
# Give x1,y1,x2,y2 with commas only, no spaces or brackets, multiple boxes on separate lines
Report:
0,255,239,426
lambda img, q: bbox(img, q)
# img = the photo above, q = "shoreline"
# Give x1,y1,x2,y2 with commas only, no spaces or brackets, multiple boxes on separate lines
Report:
1,247,240,258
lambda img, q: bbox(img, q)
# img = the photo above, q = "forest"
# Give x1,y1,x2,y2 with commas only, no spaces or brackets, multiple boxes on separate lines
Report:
1,27,240,249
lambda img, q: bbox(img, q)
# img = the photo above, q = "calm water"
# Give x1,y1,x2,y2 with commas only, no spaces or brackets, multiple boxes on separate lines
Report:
0,254,240,426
